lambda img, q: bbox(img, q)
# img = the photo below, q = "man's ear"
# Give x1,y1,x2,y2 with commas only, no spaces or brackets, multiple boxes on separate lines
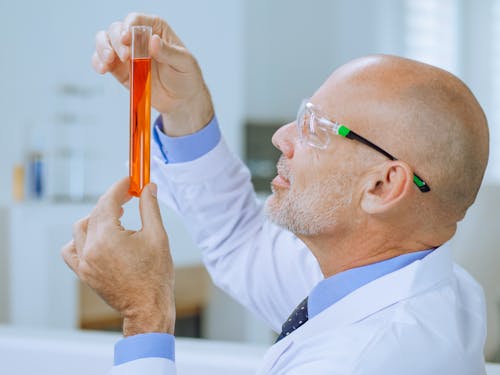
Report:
360,161,414,215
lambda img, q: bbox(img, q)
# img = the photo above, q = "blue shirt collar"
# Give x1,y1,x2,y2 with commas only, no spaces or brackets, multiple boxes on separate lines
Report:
308,249,434,319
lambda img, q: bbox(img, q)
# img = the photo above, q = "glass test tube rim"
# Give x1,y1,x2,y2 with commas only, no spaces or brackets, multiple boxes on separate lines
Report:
131,26,152,59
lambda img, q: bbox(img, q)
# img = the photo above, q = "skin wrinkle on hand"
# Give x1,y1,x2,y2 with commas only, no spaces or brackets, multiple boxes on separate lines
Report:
62,178,176,336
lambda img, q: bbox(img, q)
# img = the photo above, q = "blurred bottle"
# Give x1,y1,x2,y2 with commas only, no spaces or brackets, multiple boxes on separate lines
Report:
28,152,44,199
26,125,46,200
12,164,25,202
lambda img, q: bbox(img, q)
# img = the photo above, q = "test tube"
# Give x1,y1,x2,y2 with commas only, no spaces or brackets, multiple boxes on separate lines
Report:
129,26,152,197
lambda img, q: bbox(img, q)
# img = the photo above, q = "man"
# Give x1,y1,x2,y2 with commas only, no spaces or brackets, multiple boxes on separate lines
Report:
62,13,490,374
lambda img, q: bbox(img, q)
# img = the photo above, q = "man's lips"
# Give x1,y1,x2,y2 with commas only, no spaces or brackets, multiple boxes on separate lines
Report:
271,174,290,188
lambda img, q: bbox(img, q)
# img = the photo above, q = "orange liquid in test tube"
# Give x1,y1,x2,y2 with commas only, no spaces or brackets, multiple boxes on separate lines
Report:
129,26,152,197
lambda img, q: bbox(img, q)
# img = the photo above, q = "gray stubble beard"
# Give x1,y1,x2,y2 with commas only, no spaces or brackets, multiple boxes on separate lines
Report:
265,175,352,236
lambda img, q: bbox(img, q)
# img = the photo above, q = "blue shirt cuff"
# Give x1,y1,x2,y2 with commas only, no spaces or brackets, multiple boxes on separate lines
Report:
114,333,175,366
153,115,221,164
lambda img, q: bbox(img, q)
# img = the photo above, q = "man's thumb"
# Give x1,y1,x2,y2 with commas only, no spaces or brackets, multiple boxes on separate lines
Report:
139,183,164,233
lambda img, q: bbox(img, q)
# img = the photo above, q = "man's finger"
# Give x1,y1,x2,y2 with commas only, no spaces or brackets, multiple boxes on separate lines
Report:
72,216,89,256
92,34,129,85
92,177,133,222
108,21,129,62
150,34,195,72
95,30,115,66
61,240,80,274
139,183,166,235
123,13,185,47
91,51,106,74
123,13,163,37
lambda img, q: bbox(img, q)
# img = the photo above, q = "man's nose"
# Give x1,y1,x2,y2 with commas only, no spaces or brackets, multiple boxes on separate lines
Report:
272,122,296,159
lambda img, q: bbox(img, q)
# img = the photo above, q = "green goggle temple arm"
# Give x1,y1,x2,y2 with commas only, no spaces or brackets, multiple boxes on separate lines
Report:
337,125,431,193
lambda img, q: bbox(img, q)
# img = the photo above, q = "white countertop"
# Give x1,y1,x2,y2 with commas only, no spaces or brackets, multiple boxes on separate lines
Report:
0,325,267,375
1,325,500,374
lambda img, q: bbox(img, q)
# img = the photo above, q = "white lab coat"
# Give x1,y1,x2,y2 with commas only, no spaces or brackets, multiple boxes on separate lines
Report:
111,139,487,374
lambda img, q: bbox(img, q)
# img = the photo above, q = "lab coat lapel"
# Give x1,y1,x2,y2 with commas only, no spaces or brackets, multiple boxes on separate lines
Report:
297,243,453,340
257,243,453,373
257,336,294,374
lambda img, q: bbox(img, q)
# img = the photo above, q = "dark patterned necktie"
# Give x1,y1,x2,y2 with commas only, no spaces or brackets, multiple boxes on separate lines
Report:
275,297,309,342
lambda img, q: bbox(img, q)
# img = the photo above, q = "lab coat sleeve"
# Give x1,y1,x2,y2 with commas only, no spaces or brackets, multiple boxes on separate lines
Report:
151,137,323,331
275,361,345,375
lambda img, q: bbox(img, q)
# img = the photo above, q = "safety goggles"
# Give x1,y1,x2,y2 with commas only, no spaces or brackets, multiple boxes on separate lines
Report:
296,100,430,193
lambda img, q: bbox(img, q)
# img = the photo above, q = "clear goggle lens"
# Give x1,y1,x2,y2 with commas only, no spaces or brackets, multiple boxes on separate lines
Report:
297,102,330,149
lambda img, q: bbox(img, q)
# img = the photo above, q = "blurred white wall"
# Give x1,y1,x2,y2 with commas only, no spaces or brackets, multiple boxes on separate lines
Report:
244,0,401,121
453,185,500,360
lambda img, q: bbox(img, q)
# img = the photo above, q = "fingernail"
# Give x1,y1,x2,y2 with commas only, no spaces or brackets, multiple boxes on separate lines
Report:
103,49,113,62
120,47,128,60
151,184,158,197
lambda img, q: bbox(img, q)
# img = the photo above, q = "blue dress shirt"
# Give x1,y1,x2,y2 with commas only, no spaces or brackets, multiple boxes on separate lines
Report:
114,115,434,365
307,249,433,319
152,115,221,164
114,333,175,365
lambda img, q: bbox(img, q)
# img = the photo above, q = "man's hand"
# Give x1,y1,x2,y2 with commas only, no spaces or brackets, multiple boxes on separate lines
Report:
61,178,175,336
93,12,214,136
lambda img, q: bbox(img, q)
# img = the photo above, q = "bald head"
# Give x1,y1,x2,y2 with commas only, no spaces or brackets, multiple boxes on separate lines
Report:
313,55,489,228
